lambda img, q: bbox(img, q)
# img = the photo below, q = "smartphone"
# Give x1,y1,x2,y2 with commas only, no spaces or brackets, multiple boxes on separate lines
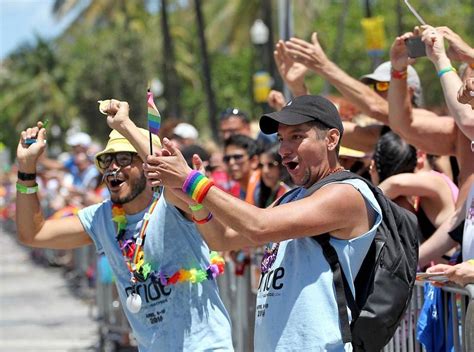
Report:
405,37,426,58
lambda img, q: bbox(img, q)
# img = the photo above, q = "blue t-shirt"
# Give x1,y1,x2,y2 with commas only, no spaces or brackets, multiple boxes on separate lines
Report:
78,194,233,351
254,178,382,351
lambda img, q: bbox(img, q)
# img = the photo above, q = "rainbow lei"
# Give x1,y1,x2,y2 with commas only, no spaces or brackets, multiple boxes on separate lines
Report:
112,193,225,286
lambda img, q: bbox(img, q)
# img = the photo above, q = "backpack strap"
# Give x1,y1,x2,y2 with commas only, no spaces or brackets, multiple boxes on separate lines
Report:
313,234,355,343
303,171,373,343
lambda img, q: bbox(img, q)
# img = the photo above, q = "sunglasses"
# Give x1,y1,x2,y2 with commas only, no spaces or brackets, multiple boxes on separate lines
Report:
368,81,390,93
258,161,280,169
97,152,137,170
223,154,246,163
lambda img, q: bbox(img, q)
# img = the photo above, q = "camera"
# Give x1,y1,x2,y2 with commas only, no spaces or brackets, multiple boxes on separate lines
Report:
405,37,426,58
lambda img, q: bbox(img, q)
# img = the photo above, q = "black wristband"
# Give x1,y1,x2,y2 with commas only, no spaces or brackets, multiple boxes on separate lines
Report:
17,171,37,181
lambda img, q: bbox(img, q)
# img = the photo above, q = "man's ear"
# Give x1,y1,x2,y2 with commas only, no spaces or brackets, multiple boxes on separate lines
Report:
326,129,341,151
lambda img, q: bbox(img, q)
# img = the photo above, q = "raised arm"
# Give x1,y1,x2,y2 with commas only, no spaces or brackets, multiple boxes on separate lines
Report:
284,32,390,124
388,31,457,155
148,138,372,245
423,25,474,140
341,121,383,153
274,40,309,97
16,122,91,249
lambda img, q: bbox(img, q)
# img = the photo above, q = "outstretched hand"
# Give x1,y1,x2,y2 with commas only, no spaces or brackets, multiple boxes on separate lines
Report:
284,32,329,73
437,26,474,64
274,40,308,88
17,121,48,172
143,138,192,189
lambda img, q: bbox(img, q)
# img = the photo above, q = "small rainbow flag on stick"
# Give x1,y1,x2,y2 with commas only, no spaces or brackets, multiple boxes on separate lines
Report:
147,89,161,154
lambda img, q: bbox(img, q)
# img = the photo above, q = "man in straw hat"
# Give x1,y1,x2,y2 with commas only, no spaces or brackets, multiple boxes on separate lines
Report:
15,101,233,351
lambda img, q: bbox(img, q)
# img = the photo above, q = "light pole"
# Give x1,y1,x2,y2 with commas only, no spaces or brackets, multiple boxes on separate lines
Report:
250,19,272,115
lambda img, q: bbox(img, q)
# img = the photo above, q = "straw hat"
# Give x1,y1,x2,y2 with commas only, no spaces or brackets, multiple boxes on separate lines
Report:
94,128,161,171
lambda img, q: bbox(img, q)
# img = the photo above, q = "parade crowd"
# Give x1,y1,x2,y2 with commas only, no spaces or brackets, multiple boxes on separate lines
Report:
2,24,474,351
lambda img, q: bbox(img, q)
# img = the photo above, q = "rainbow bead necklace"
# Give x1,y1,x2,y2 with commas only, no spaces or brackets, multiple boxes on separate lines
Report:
112,192,225,288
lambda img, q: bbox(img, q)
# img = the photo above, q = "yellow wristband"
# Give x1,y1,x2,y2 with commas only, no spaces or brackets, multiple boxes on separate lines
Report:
467,259,474,266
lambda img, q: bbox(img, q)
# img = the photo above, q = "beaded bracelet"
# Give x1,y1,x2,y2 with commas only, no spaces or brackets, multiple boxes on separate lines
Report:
391,67,407,80
189,203,204,212
16,183,39,194
182,170,215,203
192,212,213,225
437,66,456,78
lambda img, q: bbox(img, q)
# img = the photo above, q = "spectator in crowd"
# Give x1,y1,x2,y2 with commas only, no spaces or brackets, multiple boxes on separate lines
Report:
424,25,474,141
172,122,199,150
388,27,474,207
274,34,456,182
370,131,457,243
15,109,233,351
219,108,252,141
222,134,260,201
253,143,291,208
144,95,382,351
416,26,474,273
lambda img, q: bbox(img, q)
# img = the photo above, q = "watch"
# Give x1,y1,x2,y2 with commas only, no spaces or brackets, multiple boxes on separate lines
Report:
17,171,37,181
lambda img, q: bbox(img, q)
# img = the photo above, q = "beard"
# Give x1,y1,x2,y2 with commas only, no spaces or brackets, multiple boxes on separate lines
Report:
110,173,147,205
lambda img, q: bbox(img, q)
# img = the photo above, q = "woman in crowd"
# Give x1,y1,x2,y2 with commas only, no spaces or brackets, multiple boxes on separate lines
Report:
370,131,458,243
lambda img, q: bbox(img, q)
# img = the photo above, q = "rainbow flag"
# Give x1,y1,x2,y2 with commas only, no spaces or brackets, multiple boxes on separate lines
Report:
147,90,161,136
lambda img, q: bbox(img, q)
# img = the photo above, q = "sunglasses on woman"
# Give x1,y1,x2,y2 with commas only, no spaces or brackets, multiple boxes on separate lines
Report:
368,81,390,93
97,152,137,170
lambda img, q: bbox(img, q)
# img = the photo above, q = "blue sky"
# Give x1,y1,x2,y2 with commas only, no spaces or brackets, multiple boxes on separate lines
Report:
0,0,81,59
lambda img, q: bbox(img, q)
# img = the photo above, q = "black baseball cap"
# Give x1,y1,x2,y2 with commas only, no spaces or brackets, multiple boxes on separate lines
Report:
259,95,344,136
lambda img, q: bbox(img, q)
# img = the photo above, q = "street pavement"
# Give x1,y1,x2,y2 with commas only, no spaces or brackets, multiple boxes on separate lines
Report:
0,226,98,351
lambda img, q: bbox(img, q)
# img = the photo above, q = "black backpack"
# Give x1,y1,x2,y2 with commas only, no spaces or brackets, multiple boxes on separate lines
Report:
276,171,420,351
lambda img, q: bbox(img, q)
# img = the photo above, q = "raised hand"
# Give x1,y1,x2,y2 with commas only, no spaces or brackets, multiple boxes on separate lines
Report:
274,40,308,89
390,32,414,71
458,78,474,107
99,99,132,131
267,90,286,111
421,25,448,65
143,138,192,189
436,26,474,64
284,33,330,74
17,121,47,173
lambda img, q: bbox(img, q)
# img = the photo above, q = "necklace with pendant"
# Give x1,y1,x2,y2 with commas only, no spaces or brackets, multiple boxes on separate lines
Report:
112,191,161,313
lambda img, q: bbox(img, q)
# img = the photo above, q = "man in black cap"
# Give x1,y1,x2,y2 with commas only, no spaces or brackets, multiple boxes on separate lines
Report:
145,95,382,351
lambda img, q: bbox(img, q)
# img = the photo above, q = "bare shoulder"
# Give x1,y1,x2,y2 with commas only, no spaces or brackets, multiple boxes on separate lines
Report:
310,181,376,239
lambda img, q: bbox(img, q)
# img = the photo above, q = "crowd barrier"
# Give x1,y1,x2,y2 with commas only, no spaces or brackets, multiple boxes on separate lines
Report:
93,263,473,352
383,282,474,352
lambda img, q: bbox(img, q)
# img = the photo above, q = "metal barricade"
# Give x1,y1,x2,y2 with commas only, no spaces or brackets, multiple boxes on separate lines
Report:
383,282,474,352
96,255,136,351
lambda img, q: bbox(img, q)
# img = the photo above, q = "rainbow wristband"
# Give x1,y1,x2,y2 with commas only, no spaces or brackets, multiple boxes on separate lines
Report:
192,212,213,224
437,66,457,78
16,183,39,194
182,171,215,203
